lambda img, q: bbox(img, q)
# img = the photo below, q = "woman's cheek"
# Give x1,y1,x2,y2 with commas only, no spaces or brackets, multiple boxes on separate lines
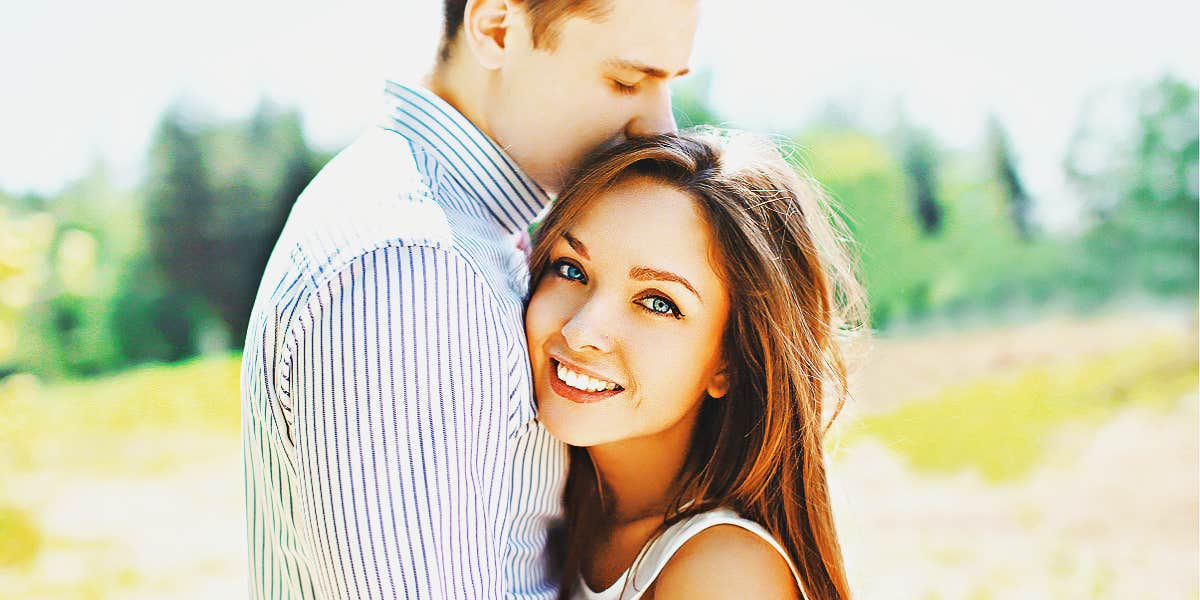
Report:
527,284,564,337
647,329,715,411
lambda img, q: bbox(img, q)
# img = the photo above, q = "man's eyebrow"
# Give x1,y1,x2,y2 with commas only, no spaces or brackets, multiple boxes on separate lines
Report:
562,231,589,260
605,58,691,79
629,266,702,303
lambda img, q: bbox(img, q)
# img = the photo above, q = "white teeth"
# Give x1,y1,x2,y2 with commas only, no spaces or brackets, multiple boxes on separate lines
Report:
555,362,618,393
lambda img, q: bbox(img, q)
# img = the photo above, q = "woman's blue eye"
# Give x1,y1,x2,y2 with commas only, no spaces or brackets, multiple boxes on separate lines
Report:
553,260,586,283
637,295,682,319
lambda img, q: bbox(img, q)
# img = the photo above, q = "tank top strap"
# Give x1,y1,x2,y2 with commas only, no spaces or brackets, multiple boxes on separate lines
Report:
618,507,809,600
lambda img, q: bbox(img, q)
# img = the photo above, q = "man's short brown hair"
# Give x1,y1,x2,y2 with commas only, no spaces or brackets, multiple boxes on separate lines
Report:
440,0,612,61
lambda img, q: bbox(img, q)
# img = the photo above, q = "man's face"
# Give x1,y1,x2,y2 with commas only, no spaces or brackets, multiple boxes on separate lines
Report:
485,0,699,195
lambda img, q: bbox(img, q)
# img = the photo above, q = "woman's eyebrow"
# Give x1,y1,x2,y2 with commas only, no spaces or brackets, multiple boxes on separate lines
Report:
562,231,589,259
629,266,702,303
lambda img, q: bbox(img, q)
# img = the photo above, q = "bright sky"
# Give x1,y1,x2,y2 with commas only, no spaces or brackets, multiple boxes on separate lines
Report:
3,0,1196,229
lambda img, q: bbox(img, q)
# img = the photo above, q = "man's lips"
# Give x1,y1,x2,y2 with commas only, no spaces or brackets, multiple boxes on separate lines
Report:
547,358,624,404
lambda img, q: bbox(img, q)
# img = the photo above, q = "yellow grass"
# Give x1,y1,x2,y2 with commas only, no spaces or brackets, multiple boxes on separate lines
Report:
840,334,1198,482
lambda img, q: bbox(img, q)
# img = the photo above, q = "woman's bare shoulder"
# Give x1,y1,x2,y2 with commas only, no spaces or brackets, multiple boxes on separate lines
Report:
648,523,800,600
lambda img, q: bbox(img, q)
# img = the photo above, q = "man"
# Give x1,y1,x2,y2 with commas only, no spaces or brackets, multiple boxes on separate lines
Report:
241,0,699,597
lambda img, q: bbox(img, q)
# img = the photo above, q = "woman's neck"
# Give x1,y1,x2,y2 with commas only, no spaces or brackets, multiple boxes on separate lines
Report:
587,408,700,525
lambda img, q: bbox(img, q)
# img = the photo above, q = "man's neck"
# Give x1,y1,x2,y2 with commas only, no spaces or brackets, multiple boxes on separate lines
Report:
425,59,494,145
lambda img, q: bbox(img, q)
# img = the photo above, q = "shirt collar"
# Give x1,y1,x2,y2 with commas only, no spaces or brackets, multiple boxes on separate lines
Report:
382,81,550,234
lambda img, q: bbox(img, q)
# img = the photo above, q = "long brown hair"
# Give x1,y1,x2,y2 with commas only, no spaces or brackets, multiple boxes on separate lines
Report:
529,128,868,599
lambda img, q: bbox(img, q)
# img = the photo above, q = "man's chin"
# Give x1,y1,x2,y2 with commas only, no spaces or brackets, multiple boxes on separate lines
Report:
596,135,627,154
537,137,629,196
571,136,628,171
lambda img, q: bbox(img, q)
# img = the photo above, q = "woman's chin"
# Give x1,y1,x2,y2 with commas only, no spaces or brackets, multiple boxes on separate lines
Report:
536,395,605,447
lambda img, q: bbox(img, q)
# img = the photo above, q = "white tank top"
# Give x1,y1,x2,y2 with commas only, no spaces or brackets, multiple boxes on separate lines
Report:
570,507,809,600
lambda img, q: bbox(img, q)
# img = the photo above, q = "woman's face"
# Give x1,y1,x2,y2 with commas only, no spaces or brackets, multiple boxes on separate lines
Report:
526,176,731,448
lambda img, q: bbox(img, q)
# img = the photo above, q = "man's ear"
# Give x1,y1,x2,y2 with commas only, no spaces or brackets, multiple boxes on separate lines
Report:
462,0,516,70
706,363,731,399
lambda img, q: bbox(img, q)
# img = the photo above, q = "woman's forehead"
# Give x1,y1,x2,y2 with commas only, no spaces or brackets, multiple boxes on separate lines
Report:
573,178,702,241
567,179,725,291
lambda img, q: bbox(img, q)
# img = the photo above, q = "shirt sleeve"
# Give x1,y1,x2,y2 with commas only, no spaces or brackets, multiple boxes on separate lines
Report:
284,243,514,598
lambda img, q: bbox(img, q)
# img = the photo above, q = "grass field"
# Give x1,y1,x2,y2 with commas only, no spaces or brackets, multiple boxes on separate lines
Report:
829,316,1198,599
0,357,243,599
0,310,1196,598
841,334,1197,482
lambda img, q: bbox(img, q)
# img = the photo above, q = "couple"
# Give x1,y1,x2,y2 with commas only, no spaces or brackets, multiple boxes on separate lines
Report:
241,1,865,598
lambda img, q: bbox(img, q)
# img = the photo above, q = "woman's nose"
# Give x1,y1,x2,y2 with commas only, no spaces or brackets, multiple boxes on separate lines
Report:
560,301,615,354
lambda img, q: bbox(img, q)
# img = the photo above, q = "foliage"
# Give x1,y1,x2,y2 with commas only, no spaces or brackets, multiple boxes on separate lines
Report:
144,101,321,355
793,127,1074,328
141,107,215,360
0,206,55,368
987,116,1034,240
0,99,323,377
896,120,945,235
796,128,923,326
0,167,138,376
1066,75,1199,300
792,75,1196,330
2,76,1196,374
842,334,1198,482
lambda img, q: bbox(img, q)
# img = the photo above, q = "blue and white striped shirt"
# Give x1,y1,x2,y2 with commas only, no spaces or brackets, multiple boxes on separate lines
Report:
241,82,568,599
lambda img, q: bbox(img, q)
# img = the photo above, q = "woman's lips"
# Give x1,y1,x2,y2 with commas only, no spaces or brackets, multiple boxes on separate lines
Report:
547,358,624,404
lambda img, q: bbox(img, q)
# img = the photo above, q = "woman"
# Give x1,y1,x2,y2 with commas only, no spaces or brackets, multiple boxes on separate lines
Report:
525,128,867,599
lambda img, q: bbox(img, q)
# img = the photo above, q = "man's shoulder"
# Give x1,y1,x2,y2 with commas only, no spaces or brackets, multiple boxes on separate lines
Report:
298,126,448,238
279,127,460,286
256,126,523,342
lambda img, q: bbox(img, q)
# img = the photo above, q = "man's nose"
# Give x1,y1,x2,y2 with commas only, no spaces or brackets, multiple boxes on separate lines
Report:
625,84,677,138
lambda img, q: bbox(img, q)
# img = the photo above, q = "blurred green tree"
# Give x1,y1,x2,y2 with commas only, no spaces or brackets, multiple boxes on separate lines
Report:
986,116,1034,241
0,204,55,374
897,120,944,235
797,127,925,328
798,116,1077,331
0,164,147,377
141,106,213,360
209,103,316,344
1066,75,1199,300
1,100,322,376
21,166,130,375
141,101,319,356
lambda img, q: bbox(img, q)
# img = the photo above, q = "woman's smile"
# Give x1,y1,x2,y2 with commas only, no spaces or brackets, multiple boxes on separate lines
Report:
548,357,626,404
